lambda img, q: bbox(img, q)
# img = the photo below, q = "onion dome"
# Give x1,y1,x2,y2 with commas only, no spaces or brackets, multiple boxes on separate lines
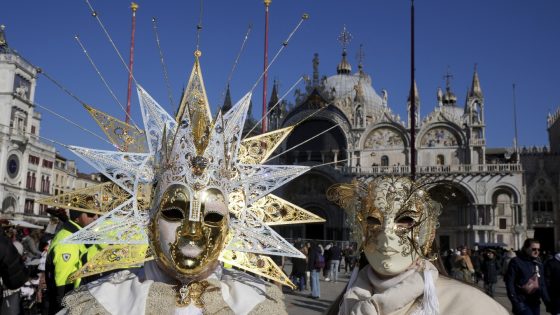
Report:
337,50,352,74
442,87,457,105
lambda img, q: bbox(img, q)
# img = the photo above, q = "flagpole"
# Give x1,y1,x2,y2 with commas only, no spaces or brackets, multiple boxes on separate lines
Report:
262,0,271,133
410,0,417,180
512,83,519,163
125,2,138,125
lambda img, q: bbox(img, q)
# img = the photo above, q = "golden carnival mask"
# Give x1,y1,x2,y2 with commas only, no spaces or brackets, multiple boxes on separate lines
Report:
327,177,441,276
150,185,229,279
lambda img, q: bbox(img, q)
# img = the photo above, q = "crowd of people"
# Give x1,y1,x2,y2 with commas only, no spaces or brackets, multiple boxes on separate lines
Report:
440,239,560,314
1,208,100,315
288,240,358,299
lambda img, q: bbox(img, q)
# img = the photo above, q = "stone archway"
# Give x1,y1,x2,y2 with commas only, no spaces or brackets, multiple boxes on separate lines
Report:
274,170,348,242
283,119,347,165
428,183,475,251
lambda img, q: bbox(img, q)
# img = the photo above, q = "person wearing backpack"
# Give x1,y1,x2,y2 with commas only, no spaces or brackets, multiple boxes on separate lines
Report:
307,241,322,299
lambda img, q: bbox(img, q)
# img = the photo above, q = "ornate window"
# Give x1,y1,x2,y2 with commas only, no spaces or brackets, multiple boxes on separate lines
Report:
532,189,554,225
436,154,445,165
381,155,389,166
24,199,34,214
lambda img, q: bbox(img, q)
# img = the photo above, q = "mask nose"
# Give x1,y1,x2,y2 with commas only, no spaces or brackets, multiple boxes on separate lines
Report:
180,220,203,240
379,219,396,242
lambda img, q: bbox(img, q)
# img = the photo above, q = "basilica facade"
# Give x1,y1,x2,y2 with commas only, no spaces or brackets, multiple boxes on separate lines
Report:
267,48,533,252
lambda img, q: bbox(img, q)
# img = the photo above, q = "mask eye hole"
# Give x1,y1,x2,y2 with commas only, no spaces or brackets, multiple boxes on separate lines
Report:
161,207,184,221
395,216,415,228
366,216,381,226
204,212,224,224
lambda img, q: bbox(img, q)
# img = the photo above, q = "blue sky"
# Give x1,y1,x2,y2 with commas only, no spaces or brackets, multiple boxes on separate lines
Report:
2,1,559,170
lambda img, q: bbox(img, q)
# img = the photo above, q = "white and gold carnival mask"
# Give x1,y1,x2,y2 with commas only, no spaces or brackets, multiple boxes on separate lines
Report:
150,185,229,278
327,177,441,276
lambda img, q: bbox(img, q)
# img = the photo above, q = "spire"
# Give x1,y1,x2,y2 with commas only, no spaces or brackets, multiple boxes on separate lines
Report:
312,53,320,87
336,26,352,75
222,84,233,113
469,64,483,99
356,44,365,75
407,80,420,105
268,80,279,112
408,80,420,128
0,25,9,53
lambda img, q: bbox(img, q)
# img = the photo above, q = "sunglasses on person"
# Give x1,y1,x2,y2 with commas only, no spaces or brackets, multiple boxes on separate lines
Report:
85,212,98,218
531,248,540,252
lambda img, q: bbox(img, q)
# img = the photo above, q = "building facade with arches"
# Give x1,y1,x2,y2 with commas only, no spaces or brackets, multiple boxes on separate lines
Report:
266,45,531,251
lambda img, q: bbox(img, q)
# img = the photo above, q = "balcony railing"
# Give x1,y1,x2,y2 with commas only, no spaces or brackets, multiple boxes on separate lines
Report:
342,163,522,175
469,138,486,146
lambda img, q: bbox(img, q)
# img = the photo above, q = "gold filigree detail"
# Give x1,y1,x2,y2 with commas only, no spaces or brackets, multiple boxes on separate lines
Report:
84,104,148,153
37,182,152,215
250,194,325,225
38,182,129,215
176,52,212,155
238,126,294,164
220,249,295,290
227,190,324,225
67,244,152,283
176,280,211,307
327,176,442,259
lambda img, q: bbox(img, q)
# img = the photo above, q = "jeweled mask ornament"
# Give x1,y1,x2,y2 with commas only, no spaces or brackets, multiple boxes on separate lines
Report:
327,176,441,276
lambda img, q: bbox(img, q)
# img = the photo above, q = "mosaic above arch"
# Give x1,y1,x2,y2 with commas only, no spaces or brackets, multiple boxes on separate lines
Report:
420,127,458,147
363,128,404,150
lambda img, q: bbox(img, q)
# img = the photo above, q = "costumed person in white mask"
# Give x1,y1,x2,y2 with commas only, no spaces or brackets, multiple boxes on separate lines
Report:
326,176,508,315
44,42,323,313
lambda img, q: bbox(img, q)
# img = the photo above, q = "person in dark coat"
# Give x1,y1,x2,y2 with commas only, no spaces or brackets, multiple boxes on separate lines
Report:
544,241,560,315
306,242,322,299
481,250,500,297
1,226,29,315
505,238,551,315
290,245,308,291
328,243,342,282
323,243,332,279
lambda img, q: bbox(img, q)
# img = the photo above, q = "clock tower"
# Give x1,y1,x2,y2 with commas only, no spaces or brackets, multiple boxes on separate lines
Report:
0,25,55,221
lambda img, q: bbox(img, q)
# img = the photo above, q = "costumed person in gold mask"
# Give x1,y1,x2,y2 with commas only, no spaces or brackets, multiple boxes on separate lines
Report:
327,176,508,315
45,45,324,314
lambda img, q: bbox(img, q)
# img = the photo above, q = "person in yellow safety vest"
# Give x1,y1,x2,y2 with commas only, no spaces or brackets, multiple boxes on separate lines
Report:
45,209,98,315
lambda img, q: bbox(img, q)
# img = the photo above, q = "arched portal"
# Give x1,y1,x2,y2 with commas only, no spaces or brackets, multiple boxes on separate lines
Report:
428,183,475,251
284,119,347,165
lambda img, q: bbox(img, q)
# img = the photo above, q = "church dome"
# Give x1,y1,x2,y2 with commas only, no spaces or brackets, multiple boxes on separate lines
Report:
323,72,384,111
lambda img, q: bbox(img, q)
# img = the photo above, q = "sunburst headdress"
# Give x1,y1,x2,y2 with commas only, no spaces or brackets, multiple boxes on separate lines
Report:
39,50,324,287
